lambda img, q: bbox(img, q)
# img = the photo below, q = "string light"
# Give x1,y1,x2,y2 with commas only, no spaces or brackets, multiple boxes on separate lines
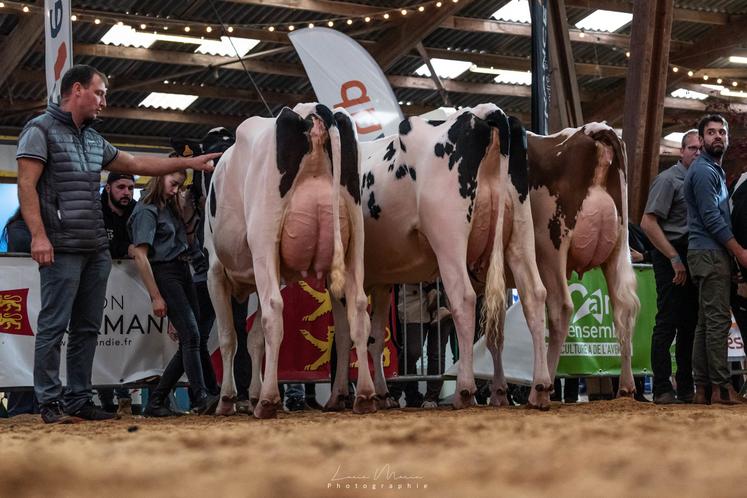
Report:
436,1,442,6
401,9,408,15
717,78,723,84
0,2,5,7
288,25,295,31
383,13,390,19
268,26,274,31
94,18,101,24
672,66,678,73
117,21,124,26
206,26,212,32
163,26,168,30
184,26,190,32
227,26,233,32
625,51,630,57
327,20,334,27
70,14,77,21
733,81,739,87
346,19,353,25
22,5,29,12
308,23,314,28
140,23,146,29
703,74,709,81
364,16,371,22
418,6,425,11
687,70,694,77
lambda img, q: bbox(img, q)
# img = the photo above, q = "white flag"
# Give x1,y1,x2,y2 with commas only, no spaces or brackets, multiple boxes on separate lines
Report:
44,0,73,104
289,28,403,141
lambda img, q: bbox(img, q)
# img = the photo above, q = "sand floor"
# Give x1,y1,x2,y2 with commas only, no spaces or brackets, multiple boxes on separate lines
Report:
1,399,746,498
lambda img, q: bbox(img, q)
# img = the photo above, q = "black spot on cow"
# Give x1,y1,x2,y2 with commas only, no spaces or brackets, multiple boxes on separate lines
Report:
334,111,361,204
276,107,311,197
434,142,446,158
361,171,375,190
444,142,454,156
408,167,416,181
315,104,335,130
428,120,445,127
170,138,203,158
448,113,491,205
383,141,396,162
398,118,412,136
399,138,407,153
368,191,382,220
387,163,395,172
508,116,529,203
209,182,217,218
395,164,409,179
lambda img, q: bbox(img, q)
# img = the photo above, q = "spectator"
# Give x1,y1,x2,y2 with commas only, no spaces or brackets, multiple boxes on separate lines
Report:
684,114,747,405
16,64,217,424
98,172,137,415
129,171,218,416
641,129,700,404
1,210,38,416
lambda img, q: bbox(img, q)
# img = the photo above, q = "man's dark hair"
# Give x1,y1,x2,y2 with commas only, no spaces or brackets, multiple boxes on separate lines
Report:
60,65,109,98
697,114,728,137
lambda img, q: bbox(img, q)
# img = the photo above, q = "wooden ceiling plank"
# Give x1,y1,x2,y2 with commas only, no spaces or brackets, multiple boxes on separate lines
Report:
0,14,45,90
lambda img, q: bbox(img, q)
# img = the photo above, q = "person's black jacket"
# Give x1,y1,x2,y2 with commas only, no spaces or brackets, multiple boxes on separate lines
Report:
101,191,135,258
628,223,654,263
731,178,747,279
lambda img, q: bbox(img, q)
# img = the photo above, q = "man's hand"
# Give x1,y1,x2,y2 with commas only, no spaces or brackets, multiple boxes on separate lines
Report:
31,234,54,266
185,152,221,172
671,259,687,286
736,247,747,271
151,296,167,318
630,249,644,263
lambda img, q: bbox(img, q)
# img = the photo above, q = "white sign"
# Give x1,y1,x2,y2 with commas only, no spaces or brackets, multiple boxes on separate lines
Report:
0,256,178,388
289,28,404,141
44,0,73,104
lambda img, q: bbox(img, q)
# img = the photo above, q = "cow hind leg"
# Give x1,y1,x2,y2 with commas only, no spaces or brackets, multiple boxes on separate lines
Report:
544,267,573,391
602,238,640,398
486,305,510,407
246,308,264,413
345,284,377,415
209,264,240,416
325,296,352,411
370,286,398,409
252,259,285,419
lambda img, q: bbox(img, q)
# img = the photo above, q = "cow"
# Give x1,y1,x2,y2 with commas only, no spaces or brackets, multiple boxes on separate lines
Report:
326,104,552,410
203,103,376,418
489,123,640,401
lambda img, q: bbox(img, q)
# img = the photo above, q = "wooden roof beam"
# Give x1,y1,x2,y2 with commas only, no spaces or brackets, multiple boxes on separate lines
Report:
0,14,45,91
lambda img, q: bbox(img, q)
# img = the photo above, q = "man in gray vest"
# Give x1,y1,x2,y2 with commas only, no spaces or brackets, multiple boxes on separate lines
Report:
16,65,219,424
641,129,700,404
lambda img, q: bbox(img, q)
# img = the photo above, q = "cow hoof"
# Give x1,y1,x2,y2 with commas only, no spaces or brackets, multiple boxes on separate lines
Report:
323,394,349,412
253,399,280,419
452,389,476,410
374,393,399,410
353,395,377,414
617,389,635,398
489,388,510,407
215,396,237,416
528,385,551,410
236,400,253,415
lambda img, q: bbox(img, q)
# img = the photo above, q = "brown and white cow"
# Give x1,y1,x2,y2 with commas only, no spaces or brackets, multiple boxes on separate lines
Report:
327,104,551,410
489,123,640,402
204,103,376,418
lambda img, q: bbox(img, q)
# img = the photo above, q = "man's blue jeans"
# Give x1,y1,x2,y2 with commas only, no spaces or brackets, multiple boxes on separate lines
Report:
33,250,111,413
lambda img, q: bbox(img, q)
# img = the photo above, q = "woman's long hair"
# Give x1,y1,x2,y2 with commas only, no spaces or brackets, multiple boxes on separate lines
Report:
140,171,187,221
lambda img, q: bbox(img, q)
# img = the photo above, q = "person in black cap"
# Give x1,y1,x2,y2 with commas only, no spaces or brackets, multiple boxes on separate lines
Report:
97,171,137,414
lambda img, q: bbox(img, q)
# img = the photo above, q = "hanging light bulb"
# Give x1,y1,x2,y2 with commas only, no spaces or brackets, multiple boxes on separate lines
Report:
227,26,234,32
94,18,101,24
418,6,425,12
163,25,168,30
140,23,146,29
117,21,124,26
288,25,295,31
733,81,739,87
268,26,274,32
364,16,371,22
436,1,443,6
401,9,407,15
327,20,334,27
70,14,77,21
383,13,390,19
22,5,29,12
703,75,709,81
346,19,353,25
672,66,678,73
717,78,723,84
184,26,190,32
206,26,213,33
308,22,314,28
687,70,694,77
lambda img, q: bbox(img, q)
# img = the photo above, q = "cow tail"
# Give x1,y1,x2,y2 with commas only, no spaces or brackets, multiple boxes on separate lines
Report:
482,131,510,352
329,124,346,299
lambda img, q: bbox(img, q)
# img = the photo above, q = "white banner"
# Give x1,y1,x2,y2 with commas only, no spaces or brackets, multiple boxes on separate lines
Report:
44,0,73,104
0,256,179,388
289,27,403,141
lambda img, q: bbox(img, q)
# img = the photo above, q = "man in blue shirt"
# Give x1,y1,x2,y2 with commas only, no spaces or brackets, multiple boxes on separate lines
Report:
684,114,747,405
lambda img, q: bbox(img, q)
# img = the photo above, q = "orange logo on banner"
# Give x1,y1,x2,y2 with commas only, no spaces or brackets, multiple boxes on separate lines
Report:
0,288,33,336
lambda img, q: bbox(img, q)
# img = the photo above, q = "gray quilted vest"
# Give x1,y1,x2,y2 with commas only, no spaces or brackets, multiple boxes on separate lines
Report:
23,104,112,252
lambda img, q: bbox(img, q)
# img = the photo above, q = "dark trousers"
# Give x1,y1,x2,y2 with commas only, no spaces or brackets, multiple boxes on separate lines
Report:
151,261,207,401
194,280,251,400
389,319,451,404
650,246,698,396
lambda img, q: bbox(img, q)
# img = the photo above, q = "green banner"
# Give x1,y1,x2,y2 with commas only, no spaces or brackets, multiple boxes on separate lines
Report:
556,266,656,377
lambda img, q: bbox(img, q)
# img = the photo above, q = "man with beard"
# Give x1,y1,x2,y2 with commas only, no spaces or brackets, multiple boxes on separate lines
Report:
642,130,700,404
684,115,747,405
98,172,136,414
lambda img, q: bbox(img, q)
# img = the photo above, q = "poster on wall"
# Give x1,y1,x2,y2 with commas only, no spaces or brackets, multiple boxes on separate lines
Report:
44,0,73,104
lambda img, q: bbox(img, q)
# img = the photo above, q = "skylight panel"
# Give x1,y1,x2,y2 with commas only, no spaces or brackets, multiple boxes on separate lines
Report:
575,10,633,32
100,25,258,57
670,88,708,100
414,59,472,79
663,132,685,143
139,92,198,111
196,36,260,57
493,69,532,85
720,88,747,99
491,0,531,23
729,56,747,64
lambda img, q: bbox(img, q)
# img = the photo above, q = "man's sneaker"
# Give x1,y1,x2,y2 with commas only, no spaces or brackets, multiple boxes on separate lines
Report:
421,400,438,409
40,401,78,424
117,399,133,417
69,402,119,421
286,397,306,412
653,391,682,405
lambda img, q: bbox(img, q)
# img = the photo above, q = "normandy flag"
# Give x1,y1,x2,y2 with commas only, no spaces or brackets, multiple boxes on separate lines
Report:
0,288,34,336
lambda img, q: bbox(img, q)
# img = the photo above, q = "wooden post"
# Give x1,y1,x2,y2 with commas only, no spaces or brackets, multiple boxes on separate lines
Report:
622,0,674,223
547,0,584,130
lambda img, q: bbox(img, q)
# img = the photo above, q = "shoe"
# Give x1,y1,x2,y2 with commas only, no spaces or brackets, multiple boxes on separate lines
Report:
421,400,438,409
286,397,306,412
305,398,323,410
653,391,682,405
117,399,133,417
192,394,219,415
677,392,694,404
69,402,118,421
693,384,710,405
711,384,747,405
40,401,77,424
